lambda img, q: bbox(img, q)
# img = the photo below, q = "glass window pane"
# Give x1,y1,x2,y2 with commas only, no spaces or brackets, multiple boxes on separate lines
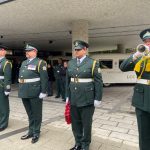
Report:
99,60,113,69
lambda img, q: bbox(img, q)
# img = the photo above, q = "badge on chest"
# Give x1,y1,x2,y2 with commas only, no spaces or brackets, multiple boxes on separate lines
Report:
27,64,36,70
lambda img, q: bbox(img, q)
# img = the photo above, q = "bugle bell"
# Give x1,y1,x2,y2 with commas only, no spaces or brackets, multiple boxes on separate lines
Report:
136,44,150,55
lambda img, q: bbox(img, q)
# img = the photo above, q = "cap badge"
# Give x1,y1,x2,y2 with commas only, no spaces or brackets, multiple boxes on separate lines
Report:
75,42,79,46
143,31,150,38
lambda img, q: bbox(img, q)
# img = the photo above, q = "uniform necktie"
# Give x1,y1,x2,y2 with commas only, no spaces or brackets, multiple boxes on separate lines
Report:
27,59,30,64
77,59,80,66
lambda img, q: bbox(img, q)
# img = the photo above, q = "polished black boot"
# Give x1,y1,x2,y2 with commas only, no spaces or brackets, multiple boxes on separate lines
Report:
69,145,81,150
31,135,39,144
21,134,33,140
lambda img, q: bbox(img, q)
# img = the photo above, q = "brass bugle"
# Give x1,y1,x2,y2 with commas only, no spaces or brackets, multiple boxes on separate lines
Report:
137,44,147,53
136,44,150,56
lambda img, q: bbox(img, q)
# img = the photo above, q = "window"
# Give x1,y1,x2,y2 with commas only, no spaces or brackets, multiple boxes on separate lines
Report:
99,60,113,69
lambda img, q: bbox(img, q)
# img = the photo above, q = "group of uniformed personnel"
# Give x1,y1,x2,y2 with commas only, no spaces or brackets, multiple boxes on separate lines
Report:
0,41,103,149
1,27,149,150
0,44,48,144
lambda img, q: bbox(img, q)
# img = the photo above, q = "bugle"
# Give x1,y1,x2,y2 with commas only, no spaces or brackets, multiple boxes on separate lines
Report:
136,44,150,55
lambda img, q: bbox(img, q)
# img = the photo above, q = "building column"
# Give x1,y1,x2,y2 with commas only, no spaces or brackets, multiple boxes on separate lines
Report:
117,44,126,53
71,20,89,57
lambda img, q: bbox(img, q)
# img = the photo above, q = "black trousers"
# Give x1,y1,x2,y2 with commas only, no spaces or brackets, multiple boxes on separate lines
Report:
70,105,95,150
55,78,62,97
136,108,150,150
22,98,43,136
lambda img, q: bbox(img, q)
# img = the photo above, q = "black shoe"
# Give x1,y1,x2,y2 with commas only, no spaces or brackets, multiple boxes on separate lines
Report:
55,96,60,98
0,127,7,132
31,135,39,144
70,145,81,150
62,99,65,102
48,94,53,97
21,134,33,140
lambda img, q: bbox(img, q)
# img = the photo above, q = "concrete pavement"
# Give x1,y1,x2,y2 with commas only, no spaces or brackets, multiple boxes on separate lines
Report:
0,84,139,150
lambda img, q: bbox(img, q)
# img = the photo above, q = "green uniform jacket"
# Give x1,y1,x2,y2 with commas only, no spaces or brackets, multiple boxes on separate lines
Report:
54,64,63,79
0,58,12,93
66,56,103,107
120,55,150,112
18,58,48,98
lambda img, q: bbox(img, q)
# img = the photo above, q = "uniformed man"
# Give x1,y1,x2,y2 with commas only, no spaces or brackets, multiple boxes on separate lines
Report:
54,58,63,98
66,40,103,150
0,45,12,131
120,28,150,150
18,44,48,143
60,61,68,101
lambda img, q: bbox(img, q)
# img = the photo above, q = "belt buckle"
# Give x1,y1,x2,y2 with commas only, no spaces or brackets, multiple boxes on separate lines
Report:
147,80,150,85
20,79,24,83
74,78,78,83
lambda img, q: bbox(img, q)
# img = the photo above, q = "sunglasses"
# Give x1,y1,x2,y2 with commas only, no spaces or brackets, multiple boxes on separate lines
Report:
25,49,37,52
25,50,33,52
75,49,82,51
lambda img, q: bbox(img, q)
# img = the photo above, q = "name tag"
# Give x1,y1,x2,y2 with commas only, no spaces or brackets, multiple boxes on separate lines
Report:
27,65,36,70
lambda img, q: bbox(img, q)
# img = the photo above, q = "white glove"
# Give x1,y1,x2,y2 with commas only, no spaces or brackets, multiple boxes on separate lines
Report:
133,51,143,60
94,100,101,107
39,93,47,99
66,97,69,104
4,91,10,96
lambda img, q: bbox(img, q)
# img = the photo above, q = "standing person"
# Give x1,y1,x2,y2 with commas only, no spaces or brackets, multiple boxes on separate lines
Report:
18,44,48,144
54,58,63,98
60,61,68,101
66,40,103,150
0,46,12,131
47,63,54,96
120,28,150,150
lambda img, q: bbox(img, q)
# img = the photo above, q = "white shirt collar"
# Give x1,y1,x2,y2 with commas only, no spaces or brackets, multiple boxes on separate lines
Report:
0,57,4,60
77,55,86,63
28,57,36,62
